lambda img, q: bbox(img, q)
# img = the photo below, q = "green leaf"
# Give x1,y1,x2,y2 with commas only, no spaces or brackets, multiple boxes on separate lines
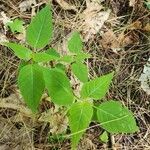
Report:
48,133,66,143
26,5,52,49
80,72,114,100
55,63,66,71
71,62,88,82
92,103,99,121
97,100,139,133
6,19,24,33
145,1,150,9
75,52,91,62
69,101,93,149
59,53,90,64
43,68,74,105
60,55,75,63
33,52,59,62
46,48,60,58
68,32,83,53
5,43,32,60
99,131,108,143
18,60,29,72
18,64,45,112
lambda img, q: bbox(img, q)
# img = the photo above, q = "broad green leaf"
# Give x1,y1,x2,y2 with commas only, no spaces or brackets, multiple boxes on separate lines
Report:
99,131,108,143
55,63,66,71
18,60,29,72
6,19,24,33
92,103,99,121
43,68,74,105
5,43,32,60
26,5,52,49
59,53,90,64
69,101,93,149
71,62,88,82
60,55,75,63
97,100,139,133
68,32,83,53
46,48,60,58
18,64,45,112
33,52,59,62
80,72,114,100
75,52,91,62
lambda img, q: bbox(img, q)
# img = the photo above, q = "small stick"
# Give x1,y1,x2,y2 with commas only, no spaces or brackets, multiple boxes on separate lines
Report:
110,134,116,150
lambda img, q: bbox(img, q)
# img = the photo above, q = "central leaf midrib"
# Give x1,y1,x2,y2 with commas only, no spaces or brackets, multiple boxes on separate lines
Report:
53,73,72,96
73,104,84,143
88,79,108,97
34,12,47,48
30,65,34,104
101,114,129,126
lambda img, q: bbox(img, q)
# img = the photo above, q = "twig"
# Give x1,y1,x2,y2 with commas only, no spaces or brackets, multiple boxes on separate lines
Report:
110,134,116,150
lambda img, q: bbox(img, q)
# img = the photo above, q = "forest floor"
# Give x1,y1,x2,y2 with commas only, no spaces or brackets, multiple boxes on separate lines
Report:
0,0,150,149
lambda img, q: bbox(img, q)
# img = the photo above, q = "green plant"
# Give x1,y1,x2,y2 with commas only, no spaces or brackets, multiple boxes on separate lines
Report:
6,19,24,33
145,0,150,10
99,131,109,143
2,5,139,150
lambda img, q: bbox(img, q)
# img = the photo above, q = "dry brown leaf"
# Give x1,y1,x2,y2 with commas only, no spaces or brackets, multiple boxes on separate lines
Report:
100,28,140,53
129,0,136,7
122,33,137,46
50,112,68,134
81,2,110,41
124,31,140,45
0,32,8,43
15,30,26,43
54,0,77,11
100,30,123,53
143,23,150,32
128,21,142,30
19,0,36,12
70,74,81,97
0,11,11,25
79,136,96,150
0,11,11,34
39,105,68,134
122,34,133,46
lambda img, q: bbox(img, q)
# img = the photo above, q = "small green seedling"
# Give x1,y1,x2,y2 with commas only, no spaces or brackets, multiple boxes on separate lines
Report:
48,133,66,143
145,0,150,10
6,19,24,33
99,131,109,143
2,5,139,149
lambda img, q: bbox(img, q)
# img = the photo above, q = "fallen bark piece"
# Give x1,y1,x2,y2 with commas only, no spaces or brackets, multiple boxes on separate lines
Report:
139,57,150,95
